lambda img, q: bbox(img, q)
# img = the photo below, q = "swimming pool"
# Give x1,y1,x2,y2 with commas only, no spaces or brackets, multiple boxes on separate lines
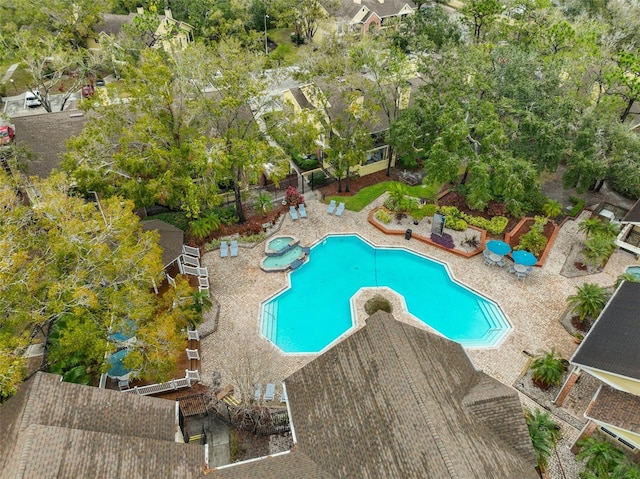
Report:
260,234,510,353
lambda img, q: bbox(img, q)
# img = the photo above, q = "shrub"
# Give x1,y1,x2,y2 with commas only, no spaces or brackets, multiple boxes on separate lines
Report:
219,206,239,226
567,196,586,217
437,205,462,220
462,214,508,235
444,216,468,231
422,203,437,216
188,212,221,240
309,171,326,187
542,199,563,218
285,185,304,206
517,229,548,257
364,295,393,315
530,349,565,389
375,209,392,224
410,205,429,222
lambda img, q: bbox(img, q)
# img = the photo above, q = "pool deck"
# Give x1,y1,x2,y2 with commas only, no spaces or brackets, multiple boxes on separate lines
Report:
199,192,638,471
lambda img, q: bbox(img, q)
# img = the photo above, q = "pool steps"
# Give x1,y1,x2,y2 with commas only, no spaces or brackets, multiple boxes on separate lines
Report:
461,301,510,348
261,301,278,343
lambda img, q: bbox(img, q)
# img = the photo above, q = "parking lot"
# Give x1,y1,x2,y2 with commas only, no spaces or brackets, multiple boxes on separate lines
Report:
2,91,82,118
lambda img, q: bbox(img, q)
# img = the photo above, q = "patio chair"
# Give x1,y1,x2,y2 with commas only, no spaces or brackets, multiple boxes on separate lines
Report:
335,202,345,216
230,240,238,257
118,379,130,391
264,383,275,401
327,199,336,214
298,203,307,218
254,383,263,401
220,240,229,258
289,206,299,221
484,255,495,266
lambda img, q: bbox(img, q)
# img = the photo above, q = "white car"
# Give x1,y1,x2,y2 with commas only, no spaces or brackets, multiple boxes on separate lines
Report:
24,90,42,108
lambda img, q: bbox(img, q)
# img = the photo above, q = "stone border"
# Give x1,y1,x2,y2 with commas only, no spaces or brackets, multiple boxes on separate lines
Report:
504,217,560,267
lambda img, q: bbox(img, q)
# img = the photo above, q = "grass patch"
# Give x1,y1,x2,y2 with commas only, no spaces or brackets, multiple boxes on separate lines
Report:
327,181,440,212
267,28,313,66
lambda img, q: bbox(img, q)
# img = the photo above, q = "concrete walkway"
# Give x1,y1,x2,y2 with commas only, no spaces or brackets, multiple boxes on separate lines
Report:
1,63,19,86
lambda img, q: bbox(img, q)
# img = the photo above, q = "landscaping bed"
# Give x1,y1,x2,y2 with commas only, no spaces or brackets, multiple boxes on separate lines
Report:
368,206,485,258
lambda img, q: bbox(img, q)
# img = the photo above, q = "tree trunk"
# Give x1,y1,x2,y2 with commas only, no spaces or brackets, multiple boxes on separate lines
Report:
345,167,351,193
337,176,342,193
594,179,605,192
386,145,393,177
234,170,245,223
460,164,470,185
620,98,635,123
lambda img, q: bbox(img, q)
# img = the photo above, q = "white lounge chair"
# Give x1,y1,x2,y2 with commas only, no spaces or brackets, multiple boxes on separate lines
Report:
220,241,229,258
289,206,299,221
335,202,345,216
298,203,307,218
264,383,275,401
327,200,336,214
230,240,238,257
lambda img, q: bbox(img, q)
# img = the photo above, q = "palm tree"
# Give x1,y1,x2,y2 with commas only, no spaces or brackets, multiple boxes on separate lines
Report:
610,460,640,479
542,199,562,219
576,436,626,478
578,218,603,238
583,235,616,268
567,283,609,322
615,272,640,289
524,408,562,472
530,349,566,389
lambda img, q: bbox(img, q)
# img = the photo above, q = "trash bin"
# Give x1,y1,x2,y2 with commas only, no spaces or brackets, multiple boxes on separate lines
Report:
405,228,412,240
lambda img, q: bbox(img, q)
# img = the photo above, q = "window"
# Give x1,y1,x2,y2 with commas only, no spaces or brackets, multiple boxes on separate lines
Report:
363,147,387,165
599,427,637,451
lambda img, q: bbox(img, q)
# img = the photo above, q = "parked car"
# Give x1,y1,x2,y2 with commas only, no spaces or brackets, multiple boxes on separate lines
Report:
0,125,15,145
24,90,41,108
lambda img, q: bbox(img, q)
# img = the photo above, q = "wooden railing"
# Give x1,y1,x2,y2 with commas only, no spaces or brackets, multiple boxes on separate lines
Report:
125,370,200,396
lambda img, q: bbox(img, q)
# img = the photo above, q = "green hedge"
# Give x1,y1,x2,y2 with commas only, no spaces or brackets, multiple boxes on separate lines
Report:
437,205,508,235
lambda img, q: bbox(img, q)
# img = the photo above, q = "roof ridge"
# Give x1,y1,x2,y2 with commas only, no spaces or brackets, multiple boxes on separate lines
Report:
19,372,44,433
385,321,460,479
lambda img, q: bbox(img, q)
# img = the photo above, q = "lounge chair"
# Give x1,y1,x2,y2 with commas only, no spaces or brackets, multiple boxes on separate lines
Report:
220,240,229,258
289,206,299,221
230,240,238,257
298,203,307,218
335,202,345,216
264,383,275,401
327,199,336,214
254,383,263,401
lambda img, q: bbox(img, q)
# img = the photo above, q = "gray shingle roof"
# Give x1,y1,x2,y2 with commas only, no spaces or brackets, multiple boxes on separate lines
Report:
95,13,136,36
141,219,185,268
572,281,640,380
622,199,640,223
331,0,417,21
283,312,537,479
0,372,206,479
585,385,640,434
14,111,89,178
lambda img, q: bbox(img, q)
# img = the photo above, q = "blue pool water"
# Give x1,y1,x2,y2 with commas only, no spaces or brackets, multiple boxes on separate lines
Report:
626,266,640,279
269,236,293,251
261,235,510,353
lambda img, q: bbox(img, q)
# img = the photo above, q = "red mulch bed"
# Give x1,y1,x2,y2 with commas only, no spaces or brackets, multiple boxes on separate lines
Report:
507,218,557,247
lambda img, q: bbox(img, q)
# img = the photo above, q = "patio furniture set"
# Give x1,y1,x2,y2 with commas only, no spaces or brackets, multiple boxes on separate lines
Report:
326,200,345,216
484,240,537,280
220,240,239,258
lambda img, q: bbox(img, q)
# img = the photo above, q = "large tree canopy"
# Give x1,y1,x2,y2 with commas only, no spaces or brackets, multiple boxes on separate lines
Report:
0,172,200,400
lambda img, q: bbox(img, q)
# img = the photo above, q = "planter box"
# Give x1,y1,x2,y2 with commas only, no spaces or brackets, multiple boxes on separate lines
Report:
504,217,560,267
368,207,486,258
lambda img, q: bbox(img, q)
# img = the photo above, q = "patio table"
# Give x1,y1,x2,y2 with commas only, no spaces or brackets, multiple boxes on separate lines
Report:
513,263,529,273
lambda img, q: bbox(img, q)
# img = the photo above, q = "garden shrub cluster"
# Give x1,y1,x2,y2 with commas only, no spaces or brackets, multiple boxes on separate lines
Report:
463,215,509,235
437,206,468,231
375,209,392,224
516,216,548,257
364,295,393,315
567,195,586,217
